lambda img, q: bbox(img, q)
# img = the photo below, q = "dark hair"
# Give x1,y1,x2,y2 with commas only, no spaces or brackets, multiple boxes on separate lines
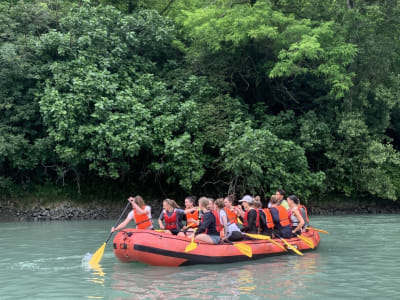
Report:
287,195,299,204
185,196,197,204
276,189,286,197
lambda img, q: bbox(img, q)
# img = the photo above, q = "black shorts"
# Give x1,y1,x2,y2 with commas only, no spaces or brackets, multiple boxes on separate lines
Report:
170,228,181,235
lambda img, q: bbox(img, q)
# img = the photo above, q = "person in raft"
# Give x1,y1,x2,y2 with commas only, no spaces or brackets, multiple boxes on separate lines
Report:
215,198,243,242
194,197,220,244
158,199,185,235
269,195,292,238
223,195,240,226
182,196,200,230
287,195,305,236
111,195,153,232
268,189,289,210
236,195,267,234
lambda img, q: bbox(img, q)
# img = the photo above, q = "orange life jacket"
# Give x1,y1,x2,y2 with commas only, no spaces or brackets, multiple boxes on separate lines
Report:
212,210,223,232
243,209,260,228
271,205,290,227
224,208,238,224
134,208,152,229
185,209,199,228
262,208,275,229
164,210,178,230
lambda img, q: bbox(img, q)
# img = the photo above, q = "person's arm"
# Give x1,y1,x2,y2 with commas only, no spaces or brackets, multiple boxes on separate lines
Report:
270,208,280,226
131,201,148,215
292,208,305,233
112,213,133,232
158,211,165,229
221,212,228,239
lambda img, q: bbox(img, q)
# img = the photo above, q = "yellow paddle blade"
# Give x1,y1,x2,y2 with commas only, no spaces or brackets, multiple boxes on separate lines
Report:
267,237,287,251
297,235,314,249
234,243,252,258
89,243,106,265
310,227,329,234
245,233,270,240
185,228,198,252
154,229,165,232
237,218,243,225
280,238,303,256
185,241,197,252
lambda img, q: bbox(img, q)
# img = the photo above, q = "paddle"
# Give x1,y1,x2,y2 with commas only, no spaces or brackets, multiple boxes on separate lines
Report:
309,227,329,234
184,228,198,252
275,233,303,256
296,234,314,249
244,233,286,251
89,202,131,265
226,240,252,258
237,217,243,225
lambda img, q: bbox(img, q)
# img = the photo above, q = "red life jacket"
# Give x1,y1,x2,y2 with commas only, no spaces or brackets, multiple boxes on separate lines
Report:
212,210,223,232
262,208,275,229
164,210,178,230
134,208,152,229
185,209,199,228
276,205,290,227
243,209,260,228
224,208,238,224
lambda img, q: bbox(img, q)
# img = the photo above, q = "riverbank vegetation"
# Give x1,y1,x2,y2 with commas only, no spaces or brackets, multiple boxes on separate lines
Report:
1,0,400,204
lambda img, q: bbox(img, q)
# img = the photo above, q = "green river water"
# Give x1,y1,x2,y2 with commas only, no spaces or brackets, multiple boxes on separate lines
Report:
1,215,399,299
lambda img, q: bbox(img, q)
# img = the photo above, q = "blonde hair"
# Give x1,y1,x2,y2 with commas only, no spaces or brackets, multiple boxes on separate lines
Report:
134,195,145,208
198,197,209,208
163,199,180,209
215,198,225,209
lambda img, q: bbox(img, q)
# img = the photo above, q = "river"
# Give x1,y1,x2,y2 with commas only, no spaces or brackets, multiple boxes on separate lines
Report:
1,215,399,299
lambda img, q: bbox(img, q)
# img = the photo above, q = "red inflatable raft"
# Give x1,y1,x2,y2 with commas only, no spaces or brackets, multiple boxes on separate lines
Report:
113,229,320,266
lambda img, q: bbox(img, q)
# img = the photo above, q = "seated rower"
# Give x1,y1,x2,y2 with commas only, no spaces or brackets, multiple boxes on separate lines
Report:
111,195,153,232
254,199,270,236
183,196,200,231
194,197,220,245
223,196,240,225
158,199,185,235
216,198,243,242
238,195,262,234
269,195,292,238
298,198,310,229
287,195,305,236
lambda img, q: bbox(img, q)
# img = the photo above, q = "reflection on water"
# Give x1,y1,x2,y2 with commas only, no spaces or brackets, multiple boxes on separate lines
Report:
109,253,322,299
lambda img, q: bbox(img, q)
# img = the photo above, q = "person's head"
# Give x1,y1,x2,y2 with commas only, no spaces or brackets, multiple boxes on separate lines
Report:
275,189,285,201
224,196,233,209
207,198,215,210
254,195,261,202
215,198,225,210
134,195,145,208
163,199,179,211
239,195,253,210
287,195,299,207
198,197,209,210
254,200,262,209
184,196,196,209
270,195,279,206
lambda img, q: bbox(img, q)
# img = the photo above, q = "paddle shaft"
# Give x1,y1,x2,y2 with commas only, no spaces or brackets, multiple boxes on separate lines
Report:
105,202,131,244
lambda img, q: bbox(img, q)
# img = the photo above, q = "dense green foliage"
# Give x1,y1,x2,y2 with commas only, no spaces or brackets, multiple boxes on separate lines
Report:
1,0,400,202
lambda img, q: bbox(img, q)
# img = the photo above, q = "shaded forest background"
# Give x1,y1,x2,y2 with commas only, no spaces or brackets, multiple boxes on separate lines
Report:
1,0,400,205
